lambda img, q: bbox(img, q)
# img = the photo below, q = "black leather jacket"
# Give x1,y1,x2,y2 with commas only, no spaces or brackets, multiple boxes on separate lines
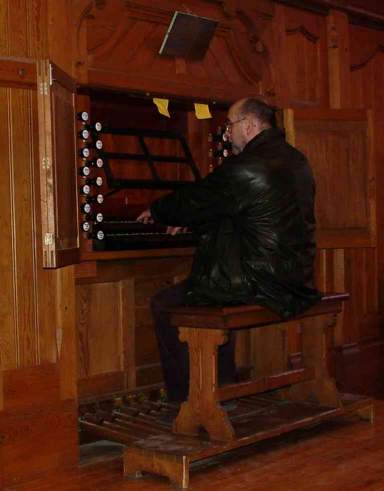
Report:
151,128,321,318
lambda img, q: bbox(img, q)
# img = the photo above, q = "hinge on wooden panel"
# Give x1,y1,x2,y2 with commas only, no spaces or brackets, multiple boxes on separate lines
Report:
56,328,63,358
44,233,54,246
49,63,53,86
41,157,50,170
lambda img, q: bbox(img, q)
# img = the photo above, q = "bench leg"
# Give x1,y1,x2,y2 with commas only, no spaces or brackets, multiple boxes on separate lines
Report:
356,405,375,423
173,327,235,442
285,313,342,407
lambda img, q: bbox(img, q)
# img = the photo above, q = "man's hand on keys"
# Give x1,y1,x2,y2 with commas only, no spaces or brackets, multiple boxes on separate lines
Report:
137,210,187,235
136,209,154,224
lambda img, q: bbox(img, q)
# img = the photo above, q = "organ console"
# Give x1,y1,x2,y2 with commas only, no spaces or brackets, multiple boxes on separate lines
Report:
76,117,208,251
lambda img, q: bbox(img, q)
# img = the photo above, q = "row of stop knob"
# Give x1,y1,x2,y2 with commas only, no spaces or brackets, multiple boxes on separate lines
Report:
77,111,105,241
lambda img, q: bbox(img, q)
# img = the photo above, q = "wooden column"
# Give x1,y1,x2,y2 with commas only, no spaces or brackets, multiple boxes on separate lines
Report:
327,10,351,108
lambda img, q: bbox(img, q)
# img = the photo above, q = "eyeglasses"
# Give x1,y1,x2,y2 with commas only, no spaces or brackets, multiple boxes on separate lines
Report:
225,117,246,132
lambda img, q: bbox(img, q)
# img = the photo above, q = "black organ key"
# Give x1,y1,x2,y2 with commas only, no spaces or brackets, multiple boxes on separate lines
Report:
78,128,90,140
79,147,90,159
77,111,89,123
82,158,104,168
94,158,104,168
81,221,91,232
94,139,103,151
85,176,103,187
79,165,91,177
85,193,104,204
89,230,105,241
80,184,91,195
81,202,92,214
92,122,102,132
85,212,103,223
83,121,102,133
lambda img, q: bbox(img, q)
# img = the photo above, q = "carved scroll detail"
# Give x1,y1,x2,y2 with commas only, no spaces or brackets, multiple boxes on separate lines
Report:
351,45,384,71
286,26,319,43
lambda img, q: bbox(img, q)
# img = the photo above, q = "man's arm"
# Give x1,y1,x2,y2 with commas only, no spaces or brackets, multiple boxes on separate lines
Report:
148,164,237,228
136,209,188,235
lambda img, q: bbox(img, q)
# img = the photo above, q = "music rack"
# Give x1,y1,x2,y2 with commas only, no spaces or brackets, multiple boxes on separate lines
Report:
100,127,201,193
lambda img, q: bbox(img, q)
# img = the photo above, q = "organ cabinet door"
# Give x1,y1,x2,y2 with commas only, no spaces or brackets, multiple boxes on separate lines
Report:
283,108,375,249
37,60,79,268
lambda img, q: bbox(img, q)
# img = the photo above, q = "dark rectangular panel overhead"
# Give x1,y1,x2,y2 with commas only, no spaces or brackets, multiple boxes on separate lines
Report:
159,11,218,60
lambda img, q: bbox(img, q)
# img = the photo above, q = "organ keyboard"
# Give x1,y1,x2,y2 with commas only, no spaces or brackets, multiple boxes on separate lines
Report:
92,219,196,251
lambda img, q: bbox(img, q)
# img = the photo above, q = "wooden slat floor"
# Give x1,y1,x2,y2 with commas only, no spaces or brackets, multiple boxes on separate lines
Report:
8,400,384,491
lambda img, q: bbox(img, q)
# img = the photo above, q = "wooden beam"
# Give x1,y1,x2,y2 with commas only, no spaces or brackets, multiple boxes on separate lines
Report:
217,368,315,401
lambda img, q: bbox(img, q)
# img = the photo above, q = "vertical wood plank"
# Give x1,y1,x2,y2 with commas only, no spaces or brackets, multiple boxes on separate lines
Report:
0,87,17,370
0,371,3,411
76,284,90,379
327,10,351,108
333,249,345,292
283,108,295,145
29,0,48,59
365,248,378,313
121,279,136,389
251,324,288,377
0,1,9,56
343,249,359,343
8,0,28,56
11,87,38,367
57,266,77,400
333,249,345,345
234,331,251,375
317,249,327,293
324,249,335,293
47,0,74,75
76,282,124,377
272,4,289,107
366,109,377,245
37,273,57,363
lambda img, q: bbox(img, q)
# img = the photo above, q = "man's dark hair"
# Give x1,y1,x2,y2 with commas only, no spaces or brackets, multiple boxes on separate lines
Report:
239,98,278,128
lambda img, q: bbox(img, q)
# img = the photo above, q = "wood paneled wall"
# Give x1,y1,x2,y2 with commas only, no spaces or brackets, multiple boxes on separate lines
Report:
0,0,384,486
0,1,79,486
79,0,384,408
76,256,192,399
72,0,384,400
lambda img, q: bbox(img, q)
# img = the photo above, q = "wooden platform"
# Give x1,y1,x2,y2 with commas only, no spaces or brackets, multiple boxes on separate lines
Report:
80,392,373,488
79,293,375,487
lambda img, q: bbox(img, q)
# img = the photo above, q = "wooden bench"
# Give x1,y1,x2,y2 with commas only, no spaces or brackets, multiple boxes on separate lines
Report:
122,293,373,487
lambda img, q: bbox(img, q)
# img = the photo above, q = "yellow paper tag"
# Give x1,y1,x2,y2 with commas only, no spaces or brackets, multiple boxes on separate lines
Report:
194,103,212,119
153,98,170,117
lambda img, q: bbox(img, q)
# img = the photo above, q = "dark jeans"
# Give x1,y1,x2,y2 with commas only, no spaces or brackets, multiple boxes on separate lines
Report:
151,280,236,402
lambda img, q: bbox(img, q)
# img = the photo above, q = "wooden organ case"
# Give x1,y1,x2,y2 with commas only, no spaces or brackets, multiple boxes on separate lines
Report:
33,0,380,479
73,92,232,399
67,0,272,406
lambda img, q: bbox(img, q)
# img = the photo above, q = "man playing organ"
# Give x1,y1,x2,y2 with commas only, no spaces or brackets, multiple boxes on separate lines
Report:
137,97,320,403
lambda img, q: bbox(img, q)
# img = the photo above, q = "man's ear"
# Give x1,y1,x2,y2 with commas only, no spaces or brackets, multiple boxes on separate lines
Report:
247,116,260,136
244,116,254,135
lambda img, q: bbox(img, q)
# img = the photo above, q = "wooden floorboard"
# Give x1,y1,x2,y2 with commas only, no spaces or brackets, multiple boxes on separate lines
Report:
8,400,384,491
